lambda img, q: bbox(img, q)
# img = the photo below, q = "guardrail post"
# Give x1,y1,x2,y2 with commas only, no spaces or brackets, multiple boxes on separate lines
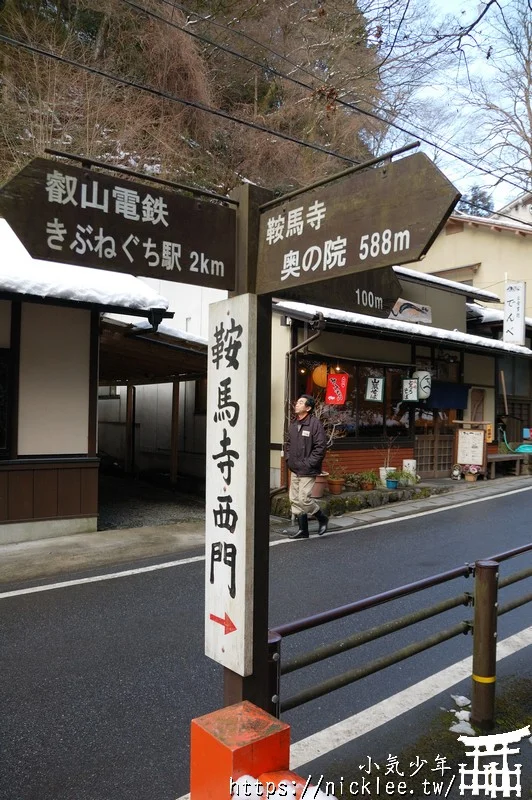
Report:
268,631,281,718
471,560,499,729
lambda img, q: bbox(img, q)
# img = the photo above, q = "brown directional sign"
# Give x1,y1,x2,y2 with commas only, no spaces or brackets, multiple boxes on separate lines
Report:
0,158,236,290
255,152,460,297
276,266,402,318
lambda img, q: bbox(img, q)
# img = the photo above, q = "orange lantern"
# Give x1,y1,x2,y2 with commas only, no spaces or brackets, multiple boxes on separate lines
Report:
312,363,328,387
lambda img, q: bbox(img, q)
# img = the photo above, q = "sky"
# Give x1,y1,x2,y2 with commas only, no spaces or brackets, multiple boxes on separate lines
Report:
400,0,527,211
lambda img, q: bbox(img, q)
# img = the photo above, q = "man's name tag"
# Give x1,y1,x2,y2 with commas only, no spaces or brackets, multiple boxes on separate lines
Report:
302,430,310,437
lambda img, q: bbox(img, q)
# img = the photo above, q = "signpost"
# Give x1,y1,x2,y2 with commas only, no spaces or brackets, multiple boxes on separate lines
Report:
205,293,257,676
271,266,402,318
255,152,460,298
0,157,236,290
0,151,460,710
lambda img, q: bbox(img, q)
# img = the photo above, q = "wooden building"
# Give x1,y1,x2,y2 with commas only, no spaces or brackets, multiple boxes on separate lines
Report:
270,268,532,483
0,219,173,544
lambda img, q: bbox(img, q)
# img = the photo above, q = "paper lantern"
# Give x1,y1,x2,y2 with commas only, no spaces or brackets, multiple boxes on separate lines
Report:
312,363,328,388
412,370,431,399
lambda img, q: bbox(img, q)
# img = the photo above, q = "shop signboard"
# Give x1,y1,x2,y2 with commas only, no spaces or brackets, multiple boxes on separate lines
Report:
503,281,526,346
456,428,485,467
256,152,460,298
0,157,236,290
389,297,432,323
326,373,348,404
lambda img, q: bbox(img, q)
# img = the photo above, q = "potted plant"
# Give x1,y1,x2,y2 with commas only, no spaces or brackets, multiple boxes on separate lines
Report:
385,469,401,489
344,472,362,491
310,471,329,498
375,434,400,485
359,469,378,490
311,400,348,496
325,452,346,494
462,464,480,482
396,468,415,487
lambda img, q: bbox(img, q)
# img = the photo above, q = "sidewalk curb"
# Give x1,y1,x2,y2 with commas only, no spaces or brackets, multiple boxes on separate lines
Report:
271,476,532,538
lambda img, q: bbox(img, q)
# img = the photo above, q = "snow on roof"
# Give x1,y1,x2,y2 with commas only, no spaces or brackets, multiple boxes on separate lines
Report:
495,191,532,216
128,318,207,345
466,302,532,329
0,219,170,312
393,265,500,301
451,210,532,235
275,299,532,357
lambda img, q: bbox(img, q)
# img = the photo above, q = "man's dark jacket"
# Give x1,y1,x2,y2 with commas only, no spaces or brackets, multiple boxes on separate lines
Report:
286,413,327,477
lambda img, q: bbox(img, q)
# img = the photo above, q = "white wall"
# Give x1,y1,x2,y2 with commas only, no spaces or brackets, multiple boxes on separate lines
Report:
139,278,226,337
98,281,225,477
404,222,532,315
18,304,90,455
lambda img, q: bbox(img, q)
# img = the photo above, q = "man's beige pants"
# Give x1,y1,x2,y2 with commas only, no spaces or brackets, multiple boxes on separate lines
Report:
289,474,320,516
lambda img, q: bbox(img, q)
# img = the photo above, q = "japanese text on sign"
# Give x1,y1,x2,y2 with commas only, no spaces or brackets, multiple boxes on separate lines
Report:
503,281,526,346
365,376,384,403
256,152,460,296
0,157,236,289
402,379,419,401
205,295,256,676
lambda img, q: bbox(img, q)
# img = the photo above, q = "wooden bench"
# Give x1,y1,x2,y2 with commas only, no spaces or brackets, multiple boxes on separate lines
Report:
486,452,527,479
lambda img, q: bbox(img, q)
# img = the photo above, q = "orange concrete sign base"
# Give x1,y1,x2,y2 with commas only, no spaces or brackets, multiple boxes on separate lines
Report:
190,701,290,800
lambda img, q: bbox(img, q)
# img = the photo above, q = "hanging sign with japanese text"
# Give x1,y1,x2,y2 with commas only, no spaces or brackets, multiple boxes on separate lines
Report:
365,376,384,403
255,152,460,297
503,281,526,346
0,158,236,290
205,294,256,675
326,373,348,404
402,378,419,401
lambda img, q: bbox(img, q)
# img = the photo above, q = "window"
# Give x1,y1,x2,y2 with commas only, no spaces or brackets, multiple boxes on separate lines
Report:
296,357,411,440
499,356,530,397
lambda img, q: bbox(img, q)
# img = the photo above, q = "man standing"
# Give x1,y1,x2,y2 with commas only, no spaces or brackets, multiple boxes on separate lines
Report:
285,394,329,539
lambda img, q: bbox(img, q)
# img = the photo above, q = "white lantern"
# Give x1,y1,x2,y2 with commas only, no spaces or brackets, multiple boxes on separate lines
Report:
412,370,431,399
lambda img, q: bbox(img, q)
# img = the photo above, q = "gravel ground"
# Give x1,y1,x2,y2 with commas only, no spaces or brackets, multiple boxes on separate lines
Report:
98,473,205,531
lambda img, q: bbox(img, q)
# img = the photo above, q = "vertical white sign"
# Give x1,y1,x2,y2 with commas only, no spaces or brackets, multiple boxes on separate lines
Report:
503,281,526,345
205,294,256,676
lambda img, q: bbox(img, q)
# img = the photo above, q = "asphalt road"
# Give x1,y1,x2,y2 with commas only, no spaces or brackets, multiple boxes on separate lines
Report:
1,489,531,800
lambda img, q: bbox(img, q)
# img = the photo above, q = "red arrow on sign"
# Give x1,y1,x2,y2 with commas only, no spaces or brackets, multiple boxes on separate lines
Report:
209,612,237,635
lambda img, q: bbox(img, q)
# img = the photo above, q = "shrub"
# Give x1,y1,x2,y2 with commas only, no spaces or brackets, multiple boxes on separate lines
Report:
345,494,367,511
344,472,362,490
359,469,379,484
328,496,347,516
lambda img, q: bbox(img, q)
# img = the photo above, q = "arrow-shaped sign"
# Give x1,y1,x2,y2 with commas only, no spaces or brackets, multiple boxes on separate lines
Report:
256,151,460,297
0,157,236,290
209,612,237,635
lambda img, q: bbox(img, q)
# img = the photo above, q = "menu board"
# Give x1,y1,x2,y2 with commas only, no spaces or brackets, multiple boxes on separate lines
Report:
456,428,485,467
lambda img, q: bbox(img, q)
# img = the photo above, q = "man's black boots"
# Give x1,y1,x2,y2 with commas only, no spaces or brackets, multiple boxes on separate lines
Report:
315,509,329,536
290,513,309,539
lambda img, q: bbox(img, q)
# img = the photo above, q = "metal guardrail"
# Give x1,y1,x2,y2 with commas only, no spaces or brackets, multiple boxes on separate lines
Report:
268,543,532,727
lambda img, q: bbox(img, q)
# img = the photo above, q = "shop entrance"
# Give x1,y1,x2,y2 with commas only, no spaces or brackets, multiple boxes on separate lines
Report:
414,408,455,478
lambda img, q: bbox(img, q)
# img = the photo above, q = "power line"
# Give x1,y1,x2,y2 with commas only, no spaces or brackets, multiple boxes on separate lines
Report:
3,5,531,220
0,34,361,167
143,0,532,200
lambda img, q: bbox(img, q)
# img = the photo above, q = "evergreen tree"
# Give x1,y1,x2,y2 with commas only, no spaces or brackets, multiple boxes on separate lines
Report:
457,186,494,217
